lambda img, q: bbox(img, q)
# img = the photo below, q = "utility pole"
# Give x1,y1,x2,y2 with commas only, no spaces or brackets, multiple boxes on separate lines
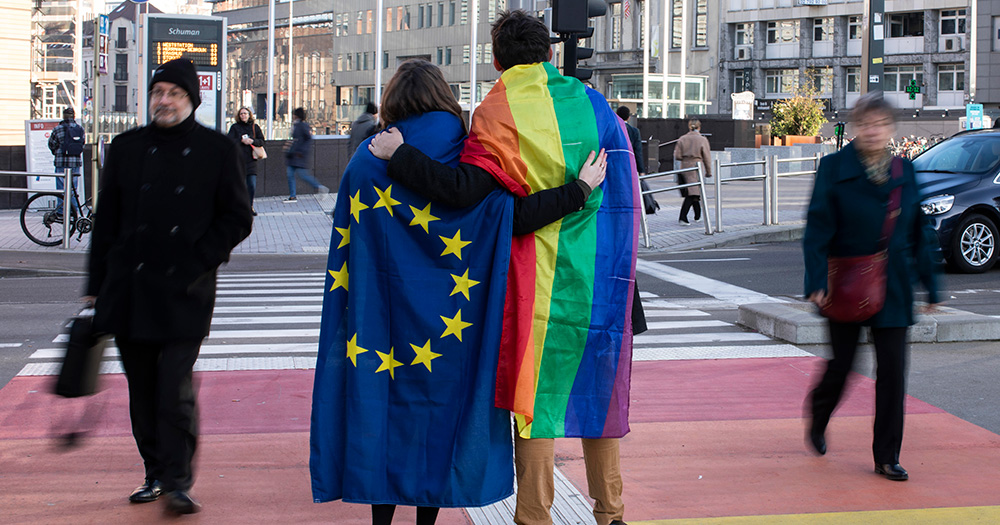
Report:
267,0,275,138
860,0,885,96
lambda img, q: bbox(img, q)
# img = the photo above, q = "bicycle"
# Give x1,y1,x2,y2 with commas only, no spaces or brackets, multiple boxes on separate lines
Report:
19,178,94,247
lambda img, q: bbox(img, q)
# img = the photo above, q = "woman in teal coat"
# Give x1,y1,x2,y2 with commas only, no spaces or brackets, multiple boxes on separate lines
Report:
802,93,940,481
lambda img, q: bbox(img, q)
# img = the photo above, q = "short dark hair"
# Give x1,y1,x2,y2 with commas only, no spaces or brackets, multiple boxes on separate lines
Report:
365,102,378,115
293,107,306,121
616,106,631,121
63,107,75,119
851,92,895,123
491,10,550,70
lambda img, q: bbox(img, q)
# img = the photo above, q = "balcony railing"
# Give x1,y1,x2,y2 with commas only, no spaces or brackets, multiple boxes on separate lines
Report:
113,71,128,81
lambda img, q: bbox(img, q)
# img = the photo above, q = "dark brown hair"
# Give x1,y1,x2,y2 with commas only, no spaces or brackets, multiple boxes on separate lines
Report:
380,59,465,132
492,10,550,70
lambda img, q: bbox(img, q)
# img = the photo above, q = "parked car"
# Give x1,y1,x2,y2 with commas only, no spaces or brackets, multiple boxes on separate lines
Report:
913,130,1000,273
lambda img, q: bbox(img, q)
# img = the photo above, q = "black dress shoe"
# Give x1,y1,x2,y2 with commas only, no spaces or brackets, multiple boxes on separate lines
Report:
164,490,202,515
128,479,164,503
875,463,909,481
808,429,827,456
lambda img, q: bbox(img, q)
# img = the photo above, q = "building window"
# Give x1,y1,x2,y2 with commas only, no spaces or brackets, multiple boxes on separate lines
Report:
767,21,799,44
848,16,861,40
438,3,444,26
418,5,424,28
337,54,343,72
940,9,967,35
846,67,860,93
610,2,623,50
811,67,832,94
450,2,456,25
736,23,754,46
117,27,127,48
671,0,681,48
114,86,127,112
694,0,707,47
463,44,470,64
765,69,798,95
883,65,923,92
437,47,443,65
813,18,833,42
367,10,374,33
384,52,389,69
398,7,407,30
938,64,965,91
386,8,393,32
639,1,646,48
346,53,353,71
446,47,452,65
733,69,748,92
483,43,491,65
888,13,923,38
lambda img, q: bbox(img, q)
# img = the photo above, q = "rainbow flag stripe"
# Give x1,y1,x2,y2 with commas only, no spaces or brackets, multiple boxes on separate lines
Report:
461,62,640,439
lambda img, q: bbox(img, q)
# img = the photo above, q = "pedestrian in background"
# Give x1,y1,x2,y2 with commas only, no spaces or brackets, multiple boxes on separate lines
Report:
616,105,658,214
84,58,253,514
673,119,712,225
227,107,264,216
348,102,378,152
803,93,940,481
284,107,327,202
47,107,85,215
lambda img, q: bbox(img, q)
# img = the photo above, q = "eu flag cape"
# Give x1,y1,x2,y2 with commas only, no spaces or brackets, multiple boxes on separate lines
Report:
461,62,641,439
310,112,515,507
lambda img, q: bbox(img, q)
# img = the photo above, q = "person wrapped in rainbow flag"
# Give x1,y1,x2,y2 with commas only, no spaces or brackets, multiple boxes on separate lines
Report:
370,11,643,525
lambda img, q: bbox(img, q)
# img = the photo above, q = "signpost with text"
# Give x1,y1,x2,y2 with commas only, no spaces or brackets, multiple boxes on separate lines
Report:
142,14,226,131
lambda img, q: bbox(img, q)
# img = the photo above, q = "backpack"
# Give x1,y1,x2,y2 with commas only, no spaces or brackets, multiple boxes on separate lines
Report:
60,123,85,156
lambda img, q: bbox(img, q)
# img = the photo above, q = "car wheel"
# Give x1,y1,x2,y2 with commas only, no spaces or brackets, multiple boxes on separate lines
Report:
949,213,998,273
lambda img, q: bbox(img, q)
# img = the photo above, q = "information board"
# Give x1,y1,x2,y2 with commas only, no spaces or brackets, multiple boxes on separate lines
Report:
143,14,226,131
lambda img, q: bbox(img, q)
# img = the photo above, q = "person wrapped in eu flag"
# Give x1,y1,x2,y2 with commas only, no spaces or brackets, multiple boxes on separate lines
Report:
309,61,516,517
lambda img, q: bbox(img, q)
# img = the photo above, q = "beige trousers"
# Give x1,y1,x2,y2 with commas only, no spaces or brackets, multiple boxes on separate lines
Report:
513,434,624,525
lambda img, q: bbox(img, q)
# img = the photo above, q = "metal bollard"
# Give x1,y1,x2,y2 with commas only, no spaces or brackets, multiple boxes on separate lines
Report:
62,168,72,249
696,162,713,235
766,155,778,225
713,158,723,233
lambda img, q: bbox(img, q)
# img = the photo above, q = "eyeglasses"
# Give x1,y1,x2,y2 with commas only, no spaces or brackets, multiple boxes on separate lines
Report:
149,88,189,101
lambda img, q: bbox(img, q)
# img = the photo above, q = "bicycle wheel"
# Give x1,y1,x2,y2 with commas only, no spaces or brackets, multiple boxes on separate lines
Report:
20,193,77,247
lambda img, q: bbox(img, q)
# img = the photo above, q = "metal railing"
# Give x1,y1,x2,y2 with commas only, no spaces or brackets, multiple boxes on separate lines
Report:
769,153,823,225
0,169,73,249
639,162,712,248
711,158,770,232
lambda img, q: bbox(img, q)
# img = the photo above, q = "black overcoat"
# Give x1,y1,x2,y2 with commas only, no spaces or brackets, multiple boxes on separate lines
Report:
87,115,253,342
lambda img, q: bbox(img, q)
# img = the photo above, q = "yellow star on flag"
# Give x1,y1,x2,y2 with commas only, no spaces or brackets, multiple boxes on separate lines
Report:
440,309,473,342
350,190,369,223
335,225,350,249
410,339,442,372
450,269,480,300
439,230,471,260
375,347,404,379
373,184,402,216
328,262,348,292
409,203,440,233
345,334,368,367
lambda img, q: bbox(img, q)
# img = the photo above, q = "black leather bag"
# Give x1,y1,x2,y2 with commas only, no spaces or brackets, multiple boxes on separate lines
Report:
54,316,108,398
640,179,660,214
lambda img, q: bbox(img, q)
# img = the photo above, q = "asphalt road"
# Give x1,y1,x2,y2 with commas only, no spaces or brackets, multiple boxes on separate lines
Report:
2,243,997,435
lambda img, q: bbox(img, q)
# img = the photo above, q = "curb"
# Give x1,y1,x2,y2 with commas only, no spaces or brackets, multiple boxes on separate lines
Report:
643,223,805,253
738,301,1000,344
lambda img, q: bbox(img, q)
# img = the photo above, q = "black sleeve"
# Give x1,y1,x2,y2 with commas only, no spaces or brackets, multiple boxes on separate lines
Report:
252,125,265,147
87,138,124,296
629,126,646,174
387,143,590,235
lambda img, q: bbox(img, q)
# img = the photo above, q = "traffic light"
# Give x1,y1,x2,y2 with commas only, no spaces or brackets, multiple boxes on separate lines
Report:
551,0,607,81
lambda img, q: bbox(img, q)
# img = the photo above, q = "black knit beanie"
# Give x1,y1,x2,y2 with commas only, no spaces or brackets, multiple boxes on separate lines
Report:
149,58,201,109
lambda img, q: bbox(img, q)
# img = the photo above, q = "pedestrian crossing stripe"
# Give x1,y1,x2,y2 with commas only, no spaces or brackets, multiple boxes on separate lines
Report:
629,505,1000,524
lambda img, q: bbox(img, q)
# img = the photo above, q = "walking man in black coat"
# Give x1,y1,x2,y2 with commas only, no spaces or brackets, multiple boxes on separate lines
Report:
84,58,253,515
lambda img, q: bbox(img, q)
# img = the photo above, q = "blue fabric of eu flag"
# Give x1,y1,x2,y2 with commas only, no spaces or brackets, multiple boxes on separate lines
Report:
310,111,515,507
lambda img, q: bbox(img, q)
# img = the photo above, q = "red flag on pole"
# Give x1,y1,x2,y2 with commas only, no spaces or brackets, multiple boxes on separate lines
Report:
624,0,631,19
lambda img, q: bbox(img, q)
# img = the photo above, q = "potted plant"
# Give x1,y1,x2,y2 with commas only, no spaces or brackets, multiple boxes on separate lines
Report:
770,71,829,145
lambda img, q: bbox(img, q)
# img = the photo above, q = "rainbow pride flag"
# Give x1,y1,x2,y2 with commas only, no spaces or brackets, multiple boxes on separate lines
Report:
461,62,640,439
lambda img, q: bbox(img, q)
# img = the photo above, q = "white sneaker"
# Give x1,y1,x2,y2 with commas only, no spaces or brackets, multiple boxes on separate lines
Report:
693,217,702,223
283,196,298,203
318,185,330,194
678,219,691,226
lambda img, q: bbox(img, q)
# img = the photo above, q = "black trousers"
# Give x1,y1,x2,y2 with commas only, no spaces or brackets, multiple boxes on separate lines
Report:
371,504,439,525
809,322,908,464
679,195,701,221
117,338,201,492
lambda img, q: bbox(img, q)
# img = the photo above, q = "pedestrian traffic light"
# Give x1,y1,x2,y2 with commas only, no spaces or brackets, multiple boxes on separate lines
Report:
551,0,607,81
